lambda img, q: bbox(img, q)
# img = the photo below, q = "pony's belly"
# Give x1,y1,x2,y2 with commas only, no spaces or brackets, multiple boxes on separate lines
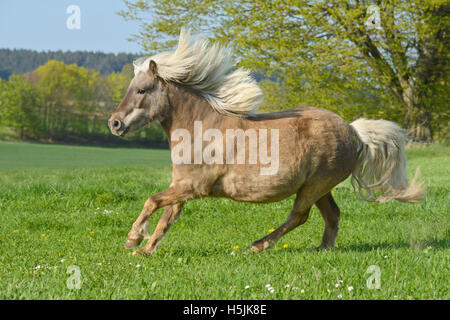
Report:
211,168,304,203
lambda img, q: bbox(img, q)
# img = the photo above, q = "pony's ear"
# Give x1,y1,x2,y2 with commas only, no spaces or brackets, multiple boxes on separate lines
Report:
148,60,158,75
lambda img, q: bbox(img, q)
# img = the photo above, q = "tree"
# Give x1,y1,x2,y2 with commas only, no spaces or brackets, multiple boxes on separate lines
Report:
32,60,100,138
0,75,40,138
119,0,449,142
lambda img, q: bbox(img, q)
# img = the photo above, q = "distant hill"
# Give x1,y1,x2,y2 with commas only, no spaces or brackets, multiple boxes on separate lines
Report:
0,48,277,83
0,48,141,79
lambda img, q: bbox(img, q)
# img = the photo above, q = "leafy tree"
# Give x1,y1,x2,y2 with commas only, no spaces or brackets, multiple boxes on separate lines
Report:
0,60,168,146
119,0,449,142
104,72,132,104
32,60,100,138
0,75,40,138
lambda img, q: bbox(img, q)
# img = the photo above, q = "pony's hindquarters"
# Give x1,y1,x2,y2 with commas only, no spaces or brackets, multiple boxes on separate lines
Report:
350,118,425,203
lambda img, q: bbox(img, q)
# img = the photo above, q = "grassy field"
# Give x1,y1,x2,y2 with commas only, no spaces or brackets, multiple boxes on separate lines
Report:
0,141,448,300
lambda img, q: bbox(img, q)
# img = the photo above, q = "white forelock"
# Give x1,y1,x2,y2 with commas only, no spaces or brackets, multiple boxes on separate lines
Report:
133,29,263,117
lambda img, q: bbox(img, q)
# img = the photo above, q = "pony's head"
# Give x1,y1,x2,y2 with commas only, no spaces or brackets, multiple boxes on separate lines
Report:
109,29,263,137
108,59,169,137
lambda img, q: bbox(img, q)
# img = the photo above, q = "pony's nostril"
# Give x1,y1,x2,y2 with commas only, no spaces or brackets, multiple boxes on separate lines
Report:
112,120,122,130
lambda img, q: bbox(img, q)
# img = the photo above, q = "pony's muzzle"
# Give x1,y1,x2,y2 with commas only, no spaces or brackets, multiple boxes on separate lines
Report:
109,118,126,136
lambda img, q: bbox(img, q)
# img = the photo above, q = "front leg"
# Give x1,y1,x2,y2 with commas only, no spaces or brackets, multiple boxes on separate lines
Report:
133,202,184,255
124,183,194,250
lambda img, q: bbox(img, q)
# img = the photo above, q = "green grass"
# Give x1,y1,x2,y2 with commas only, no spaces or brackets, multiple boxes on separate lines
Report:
0,141,171,170
0,141,448,300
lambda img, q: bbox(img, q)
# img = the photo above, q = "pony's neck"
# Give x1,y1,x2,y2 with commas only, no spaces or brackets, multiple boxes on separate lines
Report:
160,82,231,138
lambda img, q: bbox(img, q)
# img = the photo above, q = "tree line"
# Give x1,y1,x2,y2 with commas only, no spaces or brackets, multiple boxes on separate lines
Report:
0,49,140,80
0,60,167,147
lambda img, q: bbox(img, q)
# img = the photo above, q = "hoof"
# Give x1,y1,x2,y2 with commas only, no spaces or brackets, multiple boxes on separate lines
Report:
124,238,142,249
248,240,272,253
249,246,262,253
248,243,265,253
132,249,149,256
243,246,255,254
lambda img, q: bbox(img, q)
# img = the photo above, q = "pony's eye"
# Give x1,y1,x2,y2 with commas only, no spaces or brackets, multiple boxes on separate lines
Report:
137,89,146,94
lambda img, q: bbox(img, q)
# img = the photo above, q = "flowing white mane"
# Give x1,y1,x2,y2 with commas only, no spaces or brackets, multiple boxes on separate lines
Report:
133,29,263,117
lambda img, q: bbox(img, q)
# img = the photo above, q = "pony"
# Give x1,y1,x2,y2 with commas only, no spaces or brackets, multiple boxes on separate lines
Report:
109,29,424,256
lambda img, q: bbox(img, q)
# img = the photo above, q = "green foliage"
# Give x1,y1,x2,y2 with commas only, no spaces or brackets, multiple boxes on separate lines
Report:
104,72,130,104
119,0,449,141
0,61,167,146
0,75,40,138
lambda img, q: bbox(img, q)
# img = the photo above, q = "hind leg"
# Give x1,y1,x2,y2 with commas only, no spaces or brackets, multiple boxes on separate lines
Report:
250,189,313,253
315,192,340,250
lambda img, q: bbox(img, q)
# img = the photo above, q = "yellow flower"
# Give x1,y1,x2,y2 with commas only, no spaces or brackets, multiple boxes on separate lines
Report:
233,245,239,250
268,229,275,233
408,296,413,300
283,244,289,249
89,231,94,234
41,234,46,237
13,230,18,233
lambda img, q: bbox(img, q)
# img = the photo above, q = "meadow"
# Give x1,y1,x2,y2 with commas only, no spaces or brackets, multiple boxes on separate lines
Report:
0,141,448,299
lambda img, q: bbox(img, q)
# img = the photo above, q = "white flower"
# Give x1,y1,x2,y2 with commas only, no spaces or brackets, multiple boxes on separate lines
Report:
60,259,65,263
347,286,354,292
266,284,275,293
337,294,343,299
244,285,250,290
300,289,305,294
338,280,344,283
285,284,290,288
230,251,236,256
292,287,298,290
335,283,340,288
327,289,331,294
136,264,141,268
34,265,41,270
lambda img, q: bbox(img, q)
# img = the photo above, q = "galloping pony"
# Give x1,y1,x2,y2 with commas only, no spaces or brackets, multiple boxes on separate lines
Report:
109,30,424,256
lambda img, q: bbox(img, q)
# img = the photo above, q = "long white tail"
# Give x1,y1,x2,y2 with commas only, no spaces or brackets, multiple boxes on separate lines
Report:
350,118,425,203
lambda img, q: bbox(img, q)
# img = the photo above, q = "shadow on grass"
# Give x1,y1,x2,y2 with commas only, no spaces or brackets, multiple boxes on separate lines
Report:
120,237,449,258
338,237,449,252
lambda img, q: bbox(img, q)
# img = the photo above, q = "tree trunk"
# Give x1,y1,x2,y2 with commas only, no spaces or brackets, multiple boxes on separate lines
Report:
400,80,433,143
405,106,433,143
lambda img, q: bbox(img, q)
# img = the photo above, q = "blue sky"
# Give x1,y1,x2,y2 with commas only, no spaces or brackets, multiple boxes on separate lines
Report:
0,0,143,54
